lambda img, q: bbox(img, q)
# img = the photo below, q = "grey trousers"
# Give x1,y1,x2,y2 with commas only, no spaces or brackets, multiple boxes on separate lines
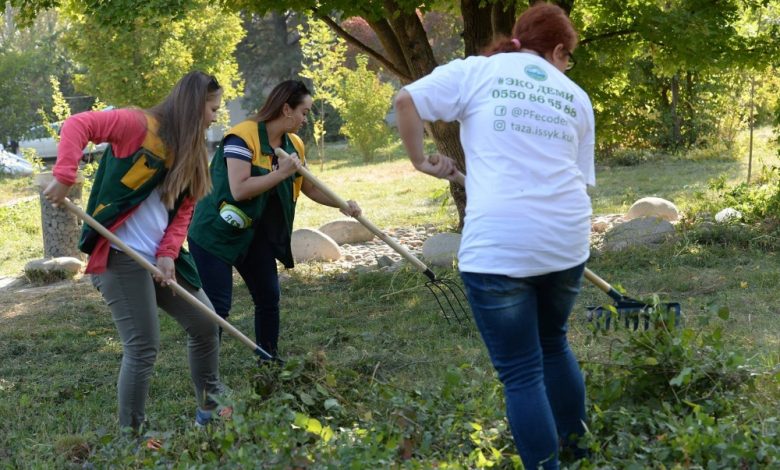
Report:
92,249,225,430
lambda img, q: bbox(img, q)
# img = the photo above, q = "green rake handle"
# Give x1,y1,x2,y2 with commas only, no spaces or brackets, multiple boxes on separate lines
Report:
61,198,274,360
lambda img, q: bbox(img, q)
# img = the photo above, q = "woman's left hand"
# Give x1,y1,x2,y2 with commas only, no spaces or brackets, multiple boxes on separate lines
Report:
340,200,362,218
154,256,176,286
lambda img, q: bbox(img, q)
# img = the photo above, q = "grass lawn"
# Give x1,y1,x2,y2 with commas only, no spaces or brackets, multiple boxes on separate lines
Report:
1,136,779,468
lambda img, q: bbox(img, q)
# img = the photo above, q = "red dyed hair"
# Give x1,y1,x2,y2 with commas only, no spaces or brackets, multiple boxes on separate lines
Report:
482,2,577,57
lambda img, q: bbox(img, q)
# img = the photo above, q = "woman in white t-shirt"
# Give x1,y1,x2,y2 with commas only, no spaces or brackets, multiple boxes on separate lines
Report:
394,4,594,469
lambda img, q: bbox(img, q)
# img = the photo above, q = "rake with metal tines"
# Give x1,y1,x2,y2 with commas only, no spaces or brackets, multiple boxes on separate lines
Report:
274,148,470,325
583,268,682,331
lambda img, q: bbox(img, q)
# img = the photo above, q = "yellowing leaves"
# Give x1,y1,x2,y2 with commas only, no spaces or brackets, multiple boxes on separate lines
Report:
293,412,335,442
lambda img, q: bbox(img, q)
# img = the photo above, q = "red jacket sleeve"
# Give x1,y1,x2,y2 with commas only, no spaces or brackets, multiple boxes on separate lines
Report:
155,196,195,260
53,109,147,185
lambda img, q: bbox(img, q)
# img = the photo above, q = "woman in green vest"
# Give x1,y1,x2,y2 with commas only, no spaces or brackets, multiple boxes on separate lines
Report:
188,80,361,360
43,71,230,435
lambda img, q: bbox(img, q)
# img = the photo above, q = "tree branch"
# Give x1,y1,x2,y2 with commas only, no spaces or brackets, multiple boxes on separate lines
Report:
367,18,412,79
383,0,438,79
312,9,412,82
580,28,637,46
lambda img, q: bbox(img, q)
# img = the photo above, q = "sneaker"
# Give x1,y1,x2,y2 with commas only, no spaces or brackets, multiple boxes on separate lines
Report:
194,406,232,428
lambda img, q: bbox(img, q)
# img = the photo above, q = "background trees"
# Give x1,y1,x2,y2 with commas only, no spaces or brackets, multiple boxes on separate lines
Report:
235,11,304,113
0,8,73,147
2,0,779,225
571,0,780,152
59,0,244,108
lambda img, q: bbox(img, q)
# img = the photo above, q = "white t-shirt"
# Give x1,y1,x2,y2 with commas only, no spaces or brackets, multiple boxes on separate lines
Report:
403,52,595,278
111,188,168,264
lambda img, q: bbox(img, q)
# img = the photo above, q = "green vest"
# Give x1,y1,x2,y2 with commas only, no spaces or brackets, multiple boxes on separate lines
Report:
188,121,306,267
80,114,201,287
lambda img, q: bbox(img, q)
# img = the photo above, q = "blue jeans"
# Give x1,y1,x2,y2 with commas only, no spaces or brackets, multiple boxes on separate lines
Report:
460,263,587,470
189,233,281,356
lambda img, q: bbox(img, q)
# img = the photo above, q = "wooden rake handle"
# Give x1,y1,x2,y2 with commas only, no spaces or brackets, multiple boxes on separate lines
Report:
61,198,273,360
428,154,612,294
274,148,434,279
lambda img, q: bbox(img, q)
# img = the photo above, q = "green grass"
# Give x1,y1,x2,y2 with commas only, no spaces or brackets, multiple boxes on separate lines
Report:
0,175,37,206
295,141,457,230
0,199,43,276
1,136,779,468
590,127,780,215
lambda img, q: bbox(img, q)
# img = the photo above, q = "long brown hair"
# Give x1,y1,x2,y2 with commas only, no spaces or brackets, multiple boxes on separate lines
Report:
148,71,222,208
251,80,311,123
483,3,577,57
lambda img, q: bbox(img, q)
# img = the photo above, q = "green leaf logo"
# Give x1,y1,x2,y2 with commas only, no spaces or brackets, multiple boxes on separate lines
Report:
524,64,547,81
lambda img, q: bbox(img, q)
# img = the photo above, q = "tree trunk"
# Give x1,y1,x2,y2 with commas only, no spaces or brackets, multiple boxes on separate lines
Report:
684,71,696,146
429,121,467,229
35,172,84,260
492,1,517,38
462,0,494,56
366,18,411,79
670,73,682,147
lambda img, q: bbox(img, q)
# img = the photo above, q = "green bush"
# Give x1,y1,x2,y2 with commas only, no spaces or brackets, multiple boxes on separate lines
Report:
581,308,779,467
596,148,667,167
683,141,739,162
337,56,395,162
714,170,780,223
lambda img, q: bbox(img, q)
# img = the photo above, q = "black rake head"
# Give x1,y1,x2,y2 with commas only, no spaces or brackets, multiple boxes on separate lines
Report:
586,299,682,331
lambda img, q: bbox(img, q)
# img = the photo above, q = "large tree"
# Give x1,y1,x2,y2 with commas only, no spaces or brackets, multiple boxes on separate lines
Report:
242,0,527,226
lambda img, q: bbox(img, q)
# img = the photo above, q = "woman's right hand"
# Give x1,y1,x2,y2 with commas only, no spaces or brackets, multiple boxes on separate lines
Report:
43,179,73,208
423,154,462,184
276,151,302,177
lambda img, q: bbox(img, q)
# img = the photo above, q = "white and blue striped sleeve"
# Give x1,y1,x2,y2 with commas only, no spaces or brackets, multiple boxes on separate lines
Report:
223,135,253,162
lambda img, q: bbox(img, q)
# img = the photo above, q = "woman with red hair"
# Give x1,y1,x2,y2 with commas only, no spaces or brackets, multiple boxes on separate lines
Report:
394,3,593,468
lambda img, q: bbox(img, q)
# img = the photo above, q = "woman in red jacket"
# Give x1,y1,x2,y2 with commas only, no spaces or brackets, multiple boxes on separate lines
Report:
43,71,229,434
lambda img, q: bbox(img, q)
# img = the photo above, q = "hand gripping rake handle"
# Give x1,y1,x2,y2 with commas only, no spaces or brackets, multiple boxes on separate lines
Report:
61,198,274,360
274,148,435,281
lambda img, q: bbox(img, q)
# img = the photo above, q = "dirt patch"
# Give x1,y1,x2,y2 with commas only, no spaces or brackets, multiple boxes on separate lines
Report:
0,195,37,208
0,276,90,321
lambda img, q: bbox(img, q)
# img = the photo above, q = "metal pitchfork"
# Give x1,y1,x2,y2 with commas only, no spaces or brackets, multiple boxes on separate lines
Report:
274,148,470,325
